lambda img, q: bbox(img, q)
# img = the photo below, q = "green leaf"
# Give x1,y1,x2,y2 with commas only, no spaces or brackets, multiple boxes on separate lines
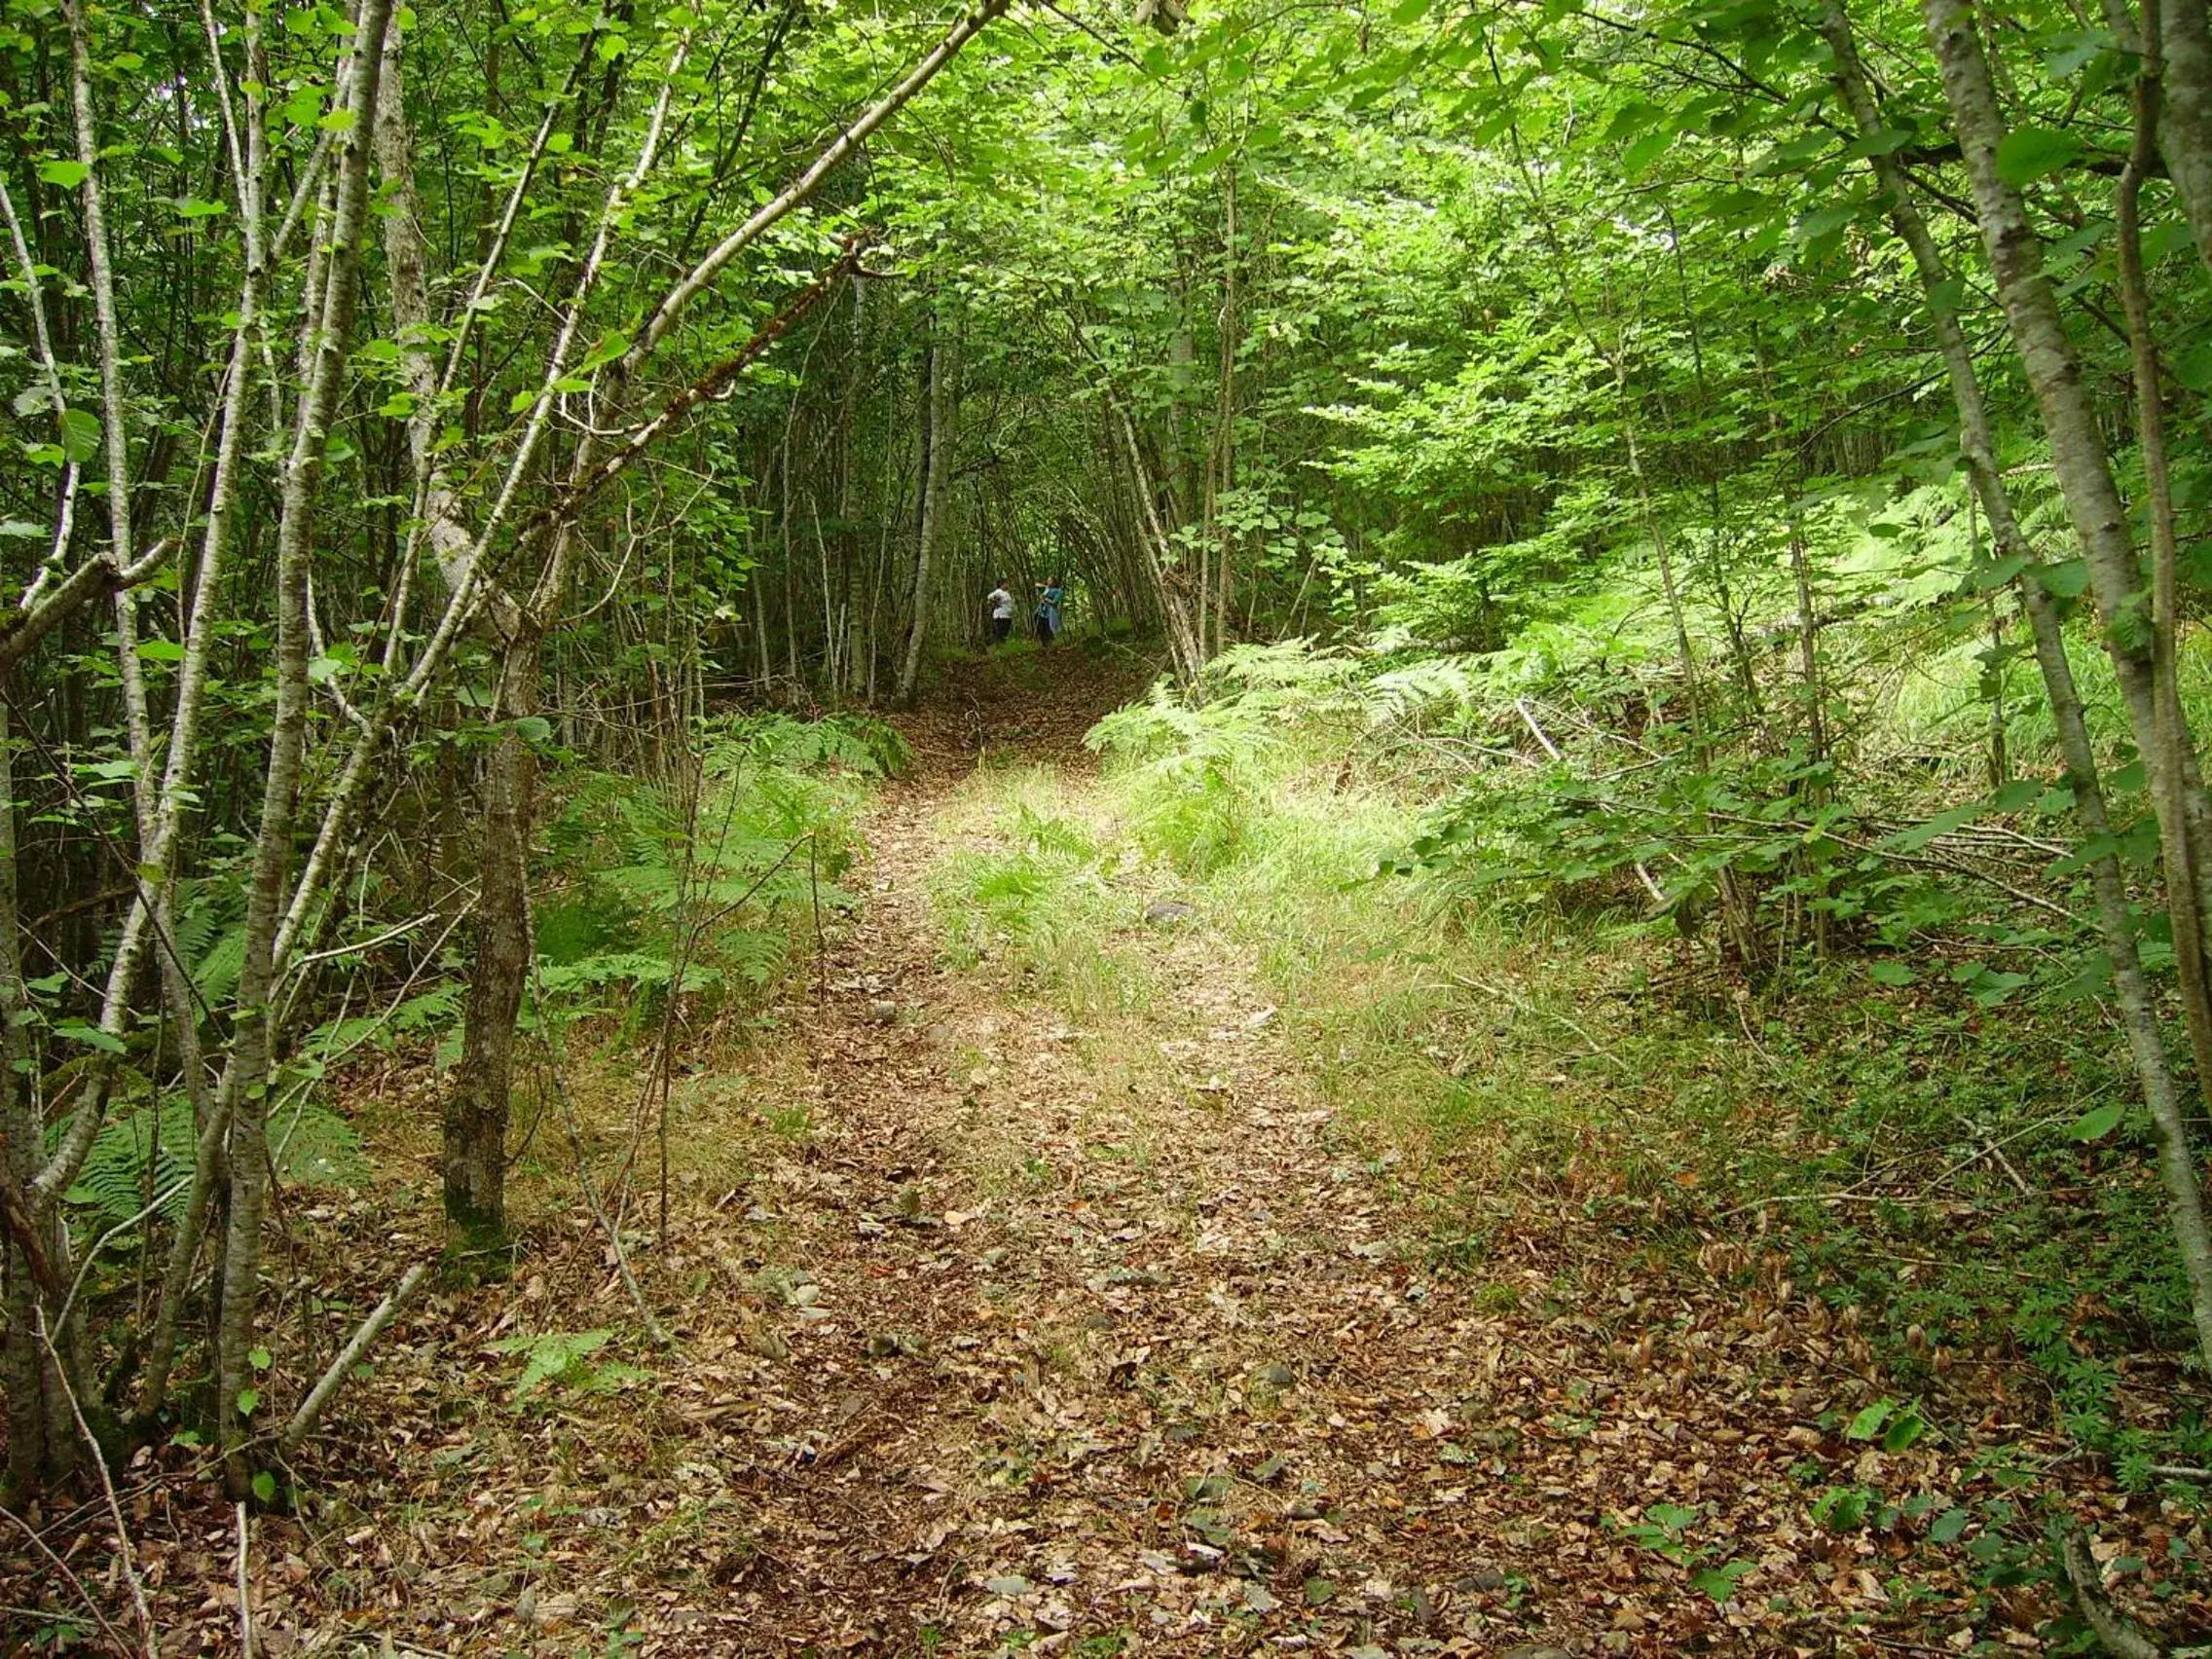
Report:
53,1021,125,1054
249,1346,273,1370
317,107,359,134
1866,961,1915,986
2068,1101,2124,1141
1794,200,1861,240
1623,129,1674,172
1841,126,1913,160
250,1470,277,1503
1391,0,1433,20
135,639,186,662
1690,1560,1754,1603
2046,28,2120,77
38,160,89,190
58,407,101,465
1845,1400,1893,1441
1303,1575,1337,1604
1930,1507,1972,1543
1995,126,2083,186
1882,1408,1929,1452
1812,1485,1871,1530
236,1387,260,1416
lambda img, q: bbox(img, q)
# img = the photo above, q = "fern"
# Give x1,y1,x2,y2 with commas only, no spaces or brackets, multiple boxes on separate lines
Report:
64,1094,363,1231
1363,659,1476,727
307,980,464,1058
535,951,725,995
272,1097,370,1189
192,921,248,1009
486,1328,614,1401
64,1097,197,1228
529,711,885,1032
705,711,911,780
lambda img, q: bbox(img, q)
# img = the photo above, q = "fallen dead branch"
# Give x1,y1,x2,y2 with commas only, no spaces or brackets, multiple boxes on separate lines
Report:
0,1501,135,1655
279,1261,429,1456
2060,1527,2164,1658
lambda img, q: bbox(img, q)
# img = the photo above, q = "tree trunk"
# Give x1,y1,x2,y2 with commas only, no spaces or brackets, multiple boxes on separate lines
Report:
1105,395,1205,685
212,0,394,1498
0,699,76,1496
2155,0,2212,269
445,632,539,1269
1920,0,2212,947
897,317,953,707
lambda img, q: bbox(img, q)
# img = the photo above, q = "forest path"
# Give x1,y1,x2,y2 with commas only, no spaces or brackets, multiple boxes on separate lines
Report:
195,655,2056,1659
694,654,1832,1659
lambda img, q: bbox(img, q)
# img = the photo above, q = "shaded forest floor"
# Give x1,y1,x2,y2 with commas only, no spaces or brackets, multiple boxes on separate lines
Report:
21,652,2208,1657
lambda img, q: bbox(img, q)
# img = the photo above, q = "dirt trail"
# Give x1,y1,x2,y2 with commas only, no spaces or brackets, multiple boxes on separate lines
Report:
659,661,1881,1658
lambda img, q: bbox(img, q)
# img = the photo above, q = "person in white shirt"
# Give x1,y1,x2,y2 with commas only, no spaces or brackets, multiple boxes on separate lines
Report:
986,580,1014,645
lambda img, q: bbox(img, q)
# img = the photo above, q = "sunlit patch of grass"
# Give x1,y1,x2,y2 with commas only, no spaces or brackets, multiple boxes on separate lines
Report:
927,764,1157,1018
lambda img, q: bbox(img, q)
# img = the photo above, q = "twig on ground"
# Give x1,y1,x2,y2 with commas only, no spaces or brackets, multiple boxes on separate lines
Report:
235,1501,253,1659
279,1262,429,1455
1985,1138,2033,1197
528,969,670,1347
1715,1189,1952,1219
1437,967,1629,1073
2060,1527,2164,1658
1912,1111,2074,1198
1514,698,1564,761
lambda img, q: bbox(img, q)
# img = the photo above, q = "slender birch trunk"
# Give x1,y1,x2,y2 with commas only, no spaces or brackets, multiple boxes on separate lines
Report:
1827,0,2212,1372
212,0,393,1494
898,322,953,707
1108,396,1205,686
1920,0,2212,948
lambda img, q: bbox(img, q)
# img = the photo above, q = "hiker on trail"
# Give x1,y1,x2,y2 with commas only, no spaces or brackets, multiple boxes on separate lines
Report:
986,578,1014,645
1034,577,1064,645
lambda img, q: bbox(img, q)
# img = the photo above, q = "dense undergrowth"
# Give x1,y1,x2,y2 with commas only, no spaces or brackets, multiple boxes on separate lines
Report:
931,630,2212,1513
57,713,904,1453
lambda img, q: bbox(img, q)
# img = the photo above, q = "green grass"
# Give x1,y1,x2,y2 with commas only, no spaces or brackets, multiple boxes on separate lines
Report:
927,766,1158,1018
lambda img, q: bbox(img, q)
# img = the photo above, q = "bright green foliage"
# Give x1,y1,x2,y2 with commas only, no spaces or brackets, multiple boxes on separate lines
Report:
532,712,893,1025
484,1328,649,1404
62,1093,364,1230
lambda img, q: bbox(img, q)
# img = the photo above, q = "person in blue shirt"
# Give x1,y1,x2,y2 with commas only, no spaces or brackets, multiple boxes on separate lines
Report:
1033,577,1064,645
